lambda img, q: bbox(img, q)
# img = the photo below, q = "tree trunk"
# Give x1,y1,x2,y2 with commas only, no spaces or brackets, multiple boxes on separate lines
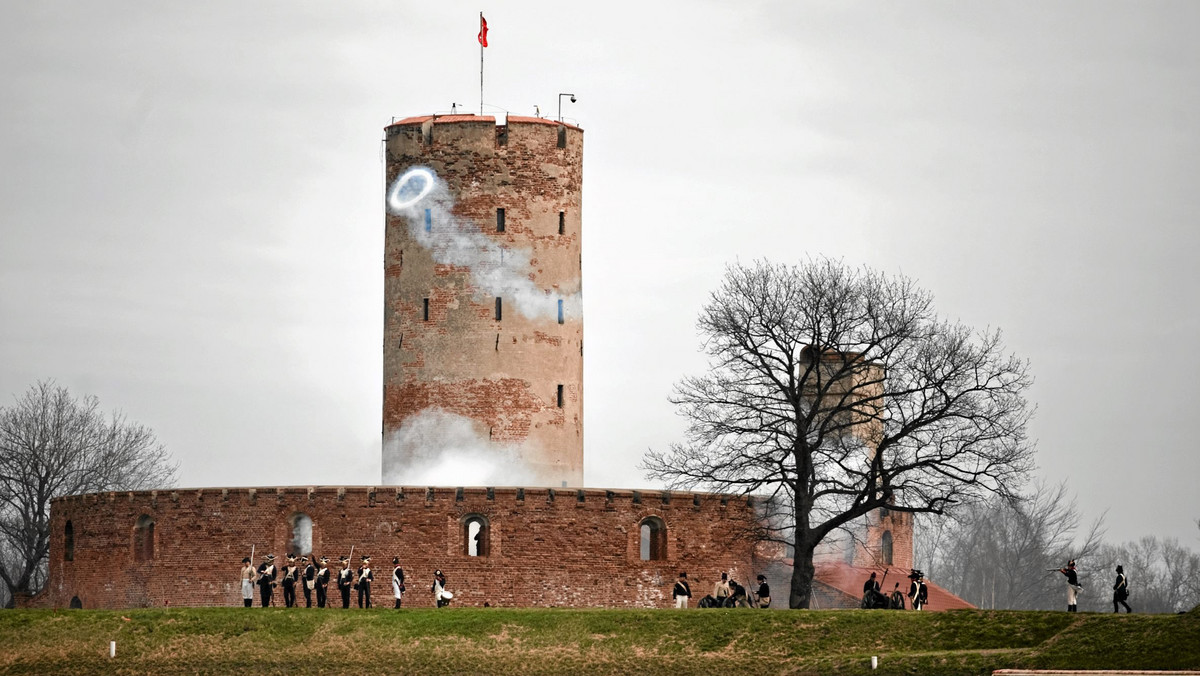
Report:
790,541,818,609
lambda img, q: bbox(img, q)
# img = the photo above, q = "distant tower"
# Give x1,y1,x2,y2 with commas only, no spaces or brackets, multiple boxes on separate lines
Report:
382,115,584,486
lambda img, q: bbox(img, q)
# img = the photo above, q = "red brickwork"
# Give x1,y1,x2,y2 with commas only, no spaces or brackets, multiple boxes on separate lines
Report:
26,487,758,610
851,508,915,572
382,115,584,485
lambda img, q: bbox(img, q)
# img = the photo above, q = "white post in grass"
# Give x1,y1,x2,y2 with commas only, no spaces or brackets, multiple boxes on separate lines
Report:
871,656,878,669
110,641,116,658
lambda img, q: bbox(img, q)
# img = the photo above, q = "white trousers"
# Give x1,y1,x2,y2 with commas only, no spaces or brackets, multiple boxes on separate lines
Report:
675,596,688,608
241,580,254,600
1067,584,1080,605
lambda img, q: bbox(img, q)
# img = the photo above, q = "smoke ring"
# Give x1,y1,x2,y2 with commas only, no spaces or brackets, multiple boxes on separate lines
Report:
387,167,436,212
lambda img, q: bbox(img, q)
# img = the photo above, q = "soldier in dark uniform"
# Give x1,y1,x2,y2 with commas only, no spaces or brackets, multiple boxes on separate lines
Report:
315,556,331,608
1057,560,1082,612
281,555,299,608
301,556,315,608
1113,564,1132,613
392,556,406,609
755,575,771,608
337,556,353,609
357,555,374,608
256,554,277,607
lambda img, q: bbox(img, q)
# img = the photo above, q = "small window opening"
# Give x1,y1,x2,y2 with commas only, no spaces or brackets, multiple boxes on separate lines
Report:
424,208,432,232
464,516,489,557
133,515,155,562
423,298,430,321
496,208,505,232
639,516,666,561
557,384,564,408
69,595,83,609
557,299,564,325
558,211,565,235
881,530,894,566
495,297,502,321
557,125,567,148
64,520,74,562
289,513,313,557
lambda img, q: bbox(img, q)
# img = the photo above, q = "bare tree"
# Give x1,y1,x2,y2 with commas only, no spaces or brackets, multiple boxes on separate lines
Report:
643,259,1035,608
0,380,176,606
1086,536,1200,613
919,481,1105,609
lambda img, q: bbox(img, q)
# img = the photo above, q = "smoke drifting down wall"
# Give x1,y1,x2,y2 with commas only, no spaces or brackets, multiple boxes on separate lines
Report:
381,409,555,486
387,166,581,322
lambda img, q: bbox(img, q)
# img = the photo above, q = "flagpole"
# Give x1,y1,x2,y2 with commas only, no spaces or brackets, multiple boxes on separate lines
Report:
479,12,484,116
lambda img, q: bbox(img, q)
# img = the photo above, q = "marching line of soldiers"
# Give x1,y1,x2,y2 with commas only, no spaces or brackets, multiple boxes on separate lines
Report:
240,553,451,609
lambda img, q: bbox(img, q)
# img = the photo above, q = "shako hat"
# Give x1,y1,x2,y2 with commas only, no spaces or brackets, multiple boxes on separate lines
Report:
393,556,400,565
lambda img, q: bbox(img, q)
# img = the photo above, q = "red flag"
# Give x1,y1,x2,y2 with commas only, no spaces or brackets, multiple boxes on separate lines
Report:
478,15,488,47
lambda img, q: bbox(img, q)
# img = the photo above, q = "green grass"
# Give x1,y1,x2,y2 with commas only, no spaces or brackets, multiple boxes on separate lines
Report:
0,606,1196,675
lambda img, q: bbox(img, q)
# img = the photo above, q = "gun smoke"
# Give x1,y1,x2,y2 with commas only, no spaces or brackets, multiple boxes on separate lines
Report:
387,166,582,322
382,409,555,486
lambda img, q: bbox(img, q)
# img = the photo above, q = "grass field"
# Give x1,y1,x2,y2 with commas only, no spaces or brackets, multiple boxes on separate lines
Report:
1,605,1197,675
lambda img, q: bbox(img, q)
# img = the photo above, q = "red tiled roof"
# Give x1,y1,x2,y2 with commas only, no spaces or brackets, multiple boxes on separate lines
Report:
812,561,974,611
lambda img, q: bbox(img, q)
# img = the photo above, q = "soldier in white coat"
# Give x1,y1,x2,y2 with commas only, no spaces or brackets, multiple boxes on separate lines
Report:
240,557,255,608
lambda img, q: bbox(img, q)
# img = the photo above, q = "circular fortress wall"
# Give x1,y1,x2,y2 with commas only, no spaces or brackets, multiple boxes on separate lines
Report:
382,115,584,488
30,486,759,609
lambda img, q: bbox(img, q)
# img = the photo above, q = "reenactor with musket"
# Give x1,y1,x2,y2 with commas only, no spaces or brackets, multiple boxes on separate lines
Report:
315,556,331,608
301,556,315,608
357,555,374,608
337,556,354,608
281,555,299,608
240,557,256,608
257,554,278,607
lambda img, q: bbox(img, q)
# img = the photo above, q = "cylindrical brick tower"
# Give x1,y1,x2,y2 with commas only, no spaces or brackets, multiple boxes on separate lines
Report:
382,114,583,487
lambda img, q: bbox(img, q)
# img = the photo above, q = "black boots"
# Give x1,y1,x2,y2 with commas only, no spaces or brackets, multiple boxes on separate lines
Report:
394,599,401,609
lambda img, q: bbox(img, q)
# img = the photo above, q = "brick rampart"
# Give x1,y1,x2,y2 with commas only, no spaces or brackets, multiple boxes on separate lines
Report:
28,486,758,610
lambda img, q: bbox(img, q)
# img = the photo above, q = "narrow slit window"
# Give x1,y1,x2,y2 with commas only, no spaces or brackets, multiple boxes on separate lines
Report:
557,384,564,408
496,208,505,232
558,211,565,235
557,299,564,325
557,126,567,148
423,298,430,321
495,297,502,321
424,208,432,232
64,521,74,562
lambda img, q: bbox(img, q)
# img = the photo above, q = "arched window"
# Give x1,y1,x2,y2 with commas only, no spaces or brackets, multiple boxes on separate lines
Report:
133,515,155,562
463,515,489,557
639,516,666,561
881,530,894,566
64,520,74,562
289,513,313,557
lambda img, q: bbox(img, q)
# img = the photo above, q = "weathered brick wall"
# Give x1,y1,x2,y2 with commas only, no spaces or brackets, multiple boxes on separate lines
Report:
851,508,914,572
382,115,584,486
27,487,759,610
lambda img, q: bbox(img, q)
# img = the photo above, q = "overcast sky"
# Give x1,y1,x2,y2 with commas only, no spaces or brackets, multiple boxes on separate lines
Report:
2,1,1198,547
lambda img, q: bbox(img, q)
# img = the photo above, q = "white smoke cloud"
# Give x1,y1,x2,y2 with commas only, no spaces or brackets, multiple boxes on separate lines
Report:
387,166,582,322
382,408,554,486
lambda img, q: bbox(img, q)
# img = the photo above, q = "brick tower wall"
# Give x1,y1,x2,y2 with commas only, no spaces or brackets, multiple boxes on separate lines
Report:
382,115,584,487
26,487,758,610
850,508,915,572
